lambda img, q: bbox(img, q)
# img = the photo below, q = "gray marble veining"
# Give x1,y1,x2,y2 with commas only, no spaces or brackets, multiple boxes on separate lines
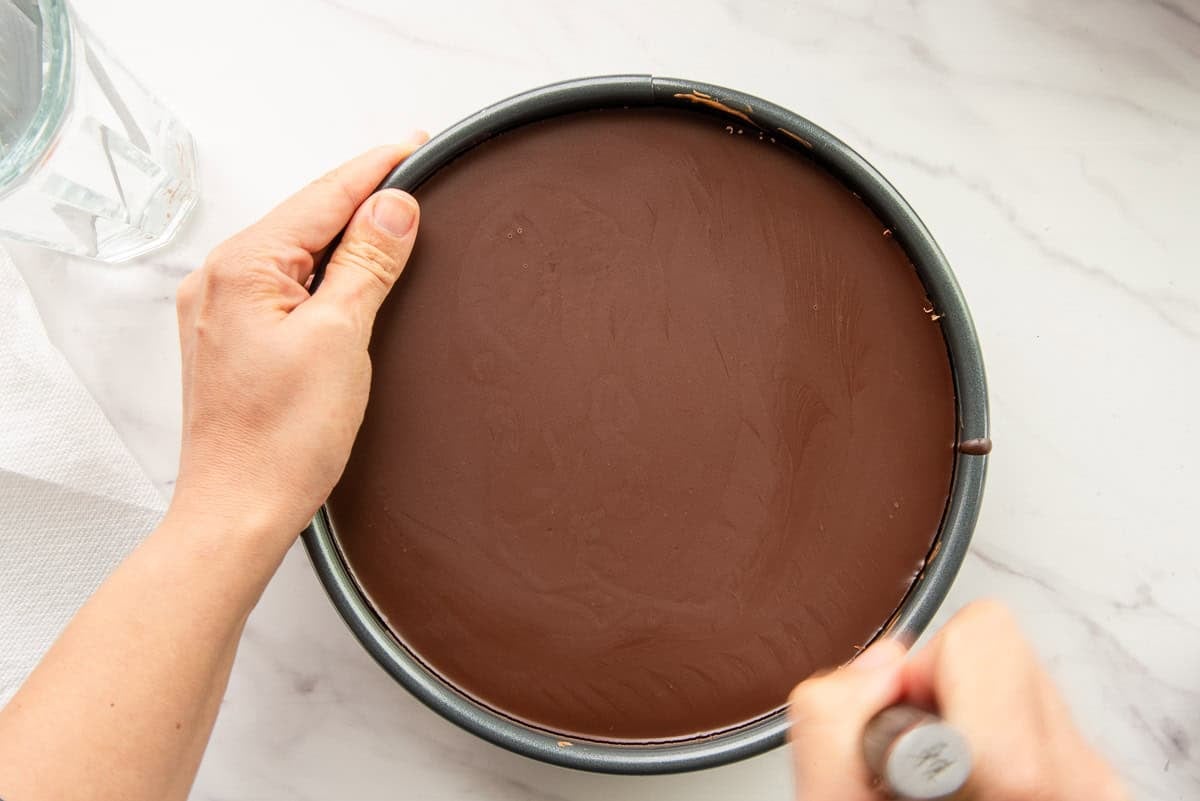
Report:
8,0,1198,798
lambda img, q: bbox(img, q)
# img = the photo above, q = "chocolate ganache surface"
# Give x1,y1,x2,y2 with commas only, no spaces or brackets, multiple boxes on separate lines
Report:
326,107,957,741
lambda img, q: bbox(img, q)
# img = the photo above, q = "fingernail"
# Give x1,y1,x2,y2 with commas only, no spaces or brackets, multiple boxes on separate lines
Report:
849,639,904,672
372,190,417,236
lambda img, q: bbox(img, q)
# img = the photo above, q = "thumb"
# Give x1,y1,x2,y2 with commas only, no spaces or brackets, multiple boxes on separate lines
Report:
316,188,420,324
788,639,907,801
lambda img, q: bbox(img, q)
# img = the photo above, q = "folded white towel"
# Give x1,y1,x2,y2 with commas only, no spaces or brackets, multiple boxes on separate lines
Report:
0,244,165,704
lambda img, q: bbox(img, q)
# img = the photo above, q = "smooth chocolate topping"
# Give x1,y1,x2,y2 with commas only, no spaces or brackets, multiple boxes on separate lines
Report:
327,108,957,741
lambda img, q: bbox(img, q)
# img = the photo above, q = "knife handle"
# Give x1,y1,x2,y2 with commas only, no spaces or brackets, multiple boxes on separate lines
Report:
863,704,972,800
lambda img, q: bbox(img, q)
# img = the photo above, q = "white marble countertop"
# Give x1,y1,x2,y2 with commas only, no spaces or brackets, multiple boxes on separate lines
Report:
7,0,1200,798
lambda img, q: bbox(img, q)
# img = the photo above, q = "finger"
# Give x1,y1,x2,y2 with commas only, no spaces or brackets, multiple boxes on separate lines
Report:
307,188,420,331
902,600,1041,719
901,600,1047,794
788,639,907,801
251,132,427,260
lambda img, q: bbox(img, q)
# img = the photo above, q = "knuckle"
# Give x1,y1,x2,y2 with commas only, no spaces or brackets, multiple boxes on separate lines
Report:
314,169,358,209
237,241,289,275
190,316,214,341
203,237,242,271
960,598,1017,631
201,255,241,288
201,239,306,294
336,239,399,290
787,683,813,712
309,306,359,339
175,272,200,313
787,676,836,719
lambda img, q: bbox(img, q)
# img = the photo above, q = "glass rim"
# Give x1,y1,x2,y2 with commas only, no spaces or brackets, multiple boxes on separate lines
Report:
0,0,74,198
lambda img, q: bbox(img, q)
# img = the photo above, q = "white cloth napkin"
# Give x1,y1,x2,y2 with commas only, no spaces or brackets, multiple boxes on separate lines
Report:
0,245,166,704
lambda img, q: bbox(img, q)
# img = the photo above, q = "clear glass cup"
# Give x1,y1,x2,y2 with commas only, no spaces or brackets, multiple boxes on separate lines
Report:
0,0,197,262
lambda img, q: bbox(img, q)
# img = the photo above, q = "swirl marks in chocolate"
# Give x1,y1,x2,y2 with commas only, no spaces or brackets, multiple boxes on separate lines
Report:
328,108,956,741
